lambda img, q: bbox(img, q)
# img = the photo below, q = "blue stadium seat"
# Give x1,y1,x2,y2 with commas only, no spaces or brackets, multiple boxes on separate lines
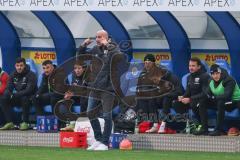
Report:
215,59,231,75
52,60,58,66
44,105,52,113
67,73,73,84
159,60,173,72
13,104,52,114
125,59,143,80
159,108,177,115
72,105,81,114
37,74,43,87
112,105,121,118
181,73,190,91
201,60,210,73
120,59,144,96
13,106,35,114
26,58,38,75
225,108,240,120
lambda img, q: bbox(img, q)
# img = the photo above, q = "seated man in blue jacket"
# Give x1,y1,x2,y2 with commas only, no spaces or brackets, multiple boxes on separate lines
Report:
60,61,89,131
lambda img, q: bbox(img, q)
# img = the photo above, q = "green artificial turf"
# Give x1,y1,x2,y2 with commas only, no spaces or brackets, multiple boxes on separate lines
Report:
0,145,240,160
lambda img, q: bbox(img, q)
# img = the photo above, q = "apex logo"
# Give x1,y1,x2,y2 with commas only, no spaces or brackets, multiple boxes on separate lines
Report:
30,0,54,6
168,0,194,7
204,0,230,7
98,0,123,7
64,0,88,6
133,0,162,7
0,0,20,6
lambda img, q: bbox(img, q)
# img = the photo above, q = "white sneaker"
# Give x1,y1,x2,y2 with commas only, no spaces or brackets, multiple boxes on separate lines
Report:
145,123,158,133
145,126,158,133
87,141,101,150
94,143,108,151
158,122,166,133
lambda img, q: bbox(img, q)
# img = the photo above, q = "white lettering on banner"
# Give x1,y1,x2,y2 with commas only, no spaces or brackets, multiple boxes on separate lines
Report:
0,0,238,10
64,0,88,6
0,0,20,6
34,52,56,60
133,0,160,7
204,0,230,7
155,54,170,61
168,0,194,7
30,0,54,6
63,137,73,143
98,0,123,7
205,54,229,61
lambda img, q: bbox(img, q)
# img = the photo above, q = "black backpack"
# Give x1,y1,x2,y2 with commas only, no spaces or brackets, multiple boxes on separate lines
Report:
113,107,136,134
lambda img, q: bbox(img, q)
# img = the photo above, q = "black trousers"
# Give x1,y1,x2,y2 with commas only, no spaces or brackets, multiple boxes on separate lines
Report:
157,96,175,115
207,99,239,131
173,98,209,131
136,98,159,123
0,93,31,123
71,96,88,113
136,96,177,123
32,93,62,116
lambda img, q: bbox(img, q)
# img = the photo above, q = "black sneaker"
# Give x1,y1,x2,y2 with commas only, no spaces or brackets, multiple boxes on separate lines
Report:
192,127,208,135
208,130,223,136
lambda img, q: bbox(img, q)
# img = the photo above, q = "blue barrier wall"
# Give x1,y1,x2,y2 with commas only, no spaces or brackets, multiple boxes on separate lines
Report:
33,11,76,65
0,12,21,73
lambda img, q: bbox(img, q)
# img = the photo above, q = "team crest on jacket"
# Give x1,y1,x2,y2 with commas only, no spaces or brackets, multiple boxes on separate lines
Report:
195,77,200,83
23,77,26,82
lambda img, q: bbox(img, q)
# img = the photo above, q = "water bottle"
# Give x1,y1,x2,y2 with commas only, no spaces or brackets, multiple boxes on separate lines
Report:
134,119,139,134
186,119,190,134
41,118,45,130
47,118,51,131
53,117,58,131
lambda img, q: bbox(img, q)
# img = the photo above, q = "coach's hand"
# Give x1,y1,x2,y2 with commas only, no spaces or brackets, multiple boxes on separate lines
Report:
81,38,93,47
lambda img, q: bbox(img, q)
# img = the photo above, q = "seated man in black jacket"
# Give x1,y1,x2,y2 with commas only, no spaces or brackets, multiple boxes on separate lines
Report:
136,54,183,133
206,64,240,136
157,70,183,133
0,58,37,130
32,60,62,116
174,57,210,135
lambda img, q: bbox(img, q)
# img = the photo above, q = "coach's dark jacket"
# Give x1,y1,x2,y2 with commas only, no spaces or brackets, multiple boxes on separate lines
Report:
77,42,122,92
